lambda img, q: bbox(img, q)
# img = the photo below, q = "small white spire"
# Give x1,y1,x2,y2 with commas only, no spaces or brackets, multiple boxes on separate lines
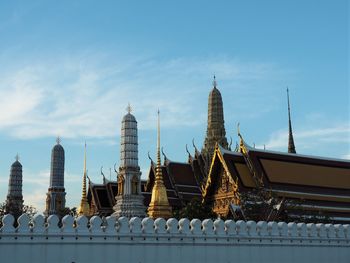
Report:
212,74,217,87
126,103,132,114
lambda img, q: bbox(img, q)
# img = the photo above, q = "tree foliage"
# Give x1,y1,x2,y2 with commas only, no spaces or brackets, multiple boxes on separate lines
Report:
174,197,217,220
0,202,37,227
236,189,333,223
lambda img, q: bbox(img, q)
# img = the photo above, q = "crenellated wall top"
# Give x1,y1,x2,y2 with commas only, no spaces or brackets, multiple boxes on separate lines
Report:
0,214,349,244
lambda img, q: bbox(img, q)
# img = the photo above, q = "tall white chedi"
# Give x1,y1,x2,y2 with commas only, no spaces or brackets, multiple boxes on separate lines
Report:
113,104,146,217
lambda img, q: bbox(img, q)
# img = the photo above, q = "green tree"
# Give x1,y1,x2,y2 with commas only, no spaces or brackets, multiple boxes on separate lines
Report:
175,198,217,220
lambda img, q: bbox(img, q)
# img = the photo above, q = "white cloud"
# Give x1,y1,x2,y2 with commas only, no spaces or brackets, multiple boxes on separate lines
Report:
19,169,82,213
0,53,286,140
262,123,350,157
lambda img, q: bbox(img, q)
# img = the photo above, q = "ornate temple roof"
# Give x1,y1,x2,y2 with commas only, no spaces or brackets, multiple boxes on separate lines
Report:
203,140,350,222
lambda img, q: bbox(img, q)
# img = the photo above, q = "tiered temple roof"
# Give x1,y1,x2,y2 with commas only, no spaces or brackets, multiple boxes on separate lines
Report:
202,137,350,222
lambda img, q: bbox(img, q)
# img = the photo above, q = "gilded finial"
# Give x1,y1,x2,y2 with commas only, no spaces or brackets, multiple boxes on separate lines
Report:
126,103,132,114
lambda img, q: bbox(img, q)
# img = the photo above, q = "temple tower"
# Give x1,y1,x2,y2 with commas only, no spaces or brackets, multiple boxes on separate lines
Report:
113,104,146,218
202,76,228,165
5,155,24,219
147,110,172,219
287,88,296,154
45,138,66,216
77,142,90,216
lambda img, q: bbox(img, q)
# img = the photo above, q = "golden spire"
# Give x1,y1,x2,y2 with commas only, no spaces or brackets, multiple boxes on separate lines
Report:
147,110,172,219
78,141,90,216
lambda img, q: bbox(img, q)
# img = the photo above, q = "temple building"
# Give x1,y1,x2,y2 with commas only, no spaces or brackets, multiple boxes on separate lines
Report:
202,133,350,221
112,105,146,218
5,155,24,219
85,77,350,222
86,78,223,215
44,138,66,216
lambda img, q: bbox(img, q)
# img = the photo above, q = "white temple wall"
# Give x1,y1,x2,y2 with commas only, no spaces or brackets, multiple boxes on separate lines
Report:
0,214,349,263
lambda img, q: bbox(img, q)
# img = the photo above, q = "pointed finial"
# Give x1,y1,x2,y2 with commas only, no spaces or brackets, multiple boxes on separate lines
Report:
287,87,291,114
56,136,61,144
237,122,241,137
78,140,89,216
15,153,20,161
84,141,87,175
157,109,161,168
212,74,217,87
287,87,296,154
126,103,132,114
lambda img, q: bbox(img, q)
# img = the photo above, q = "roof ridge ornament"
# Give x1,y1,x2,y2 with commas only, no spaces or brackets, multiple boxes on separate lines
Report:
147,151,154,164
161,147,169,163
185,144,192,156
229,137,233,150
113,163,119,176
237,122,242,139
192,138,199,153
101,166,106,182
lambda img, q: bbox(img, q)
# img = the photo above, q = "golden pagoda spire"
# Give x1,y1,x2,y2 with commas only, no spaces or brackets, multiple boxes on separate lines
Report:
78,141,90,216
147,110,172,219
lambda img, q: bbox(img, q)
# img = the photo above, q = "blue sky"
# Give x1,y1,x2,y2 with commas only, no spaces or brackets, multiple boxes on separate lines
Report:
0,0,349,212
